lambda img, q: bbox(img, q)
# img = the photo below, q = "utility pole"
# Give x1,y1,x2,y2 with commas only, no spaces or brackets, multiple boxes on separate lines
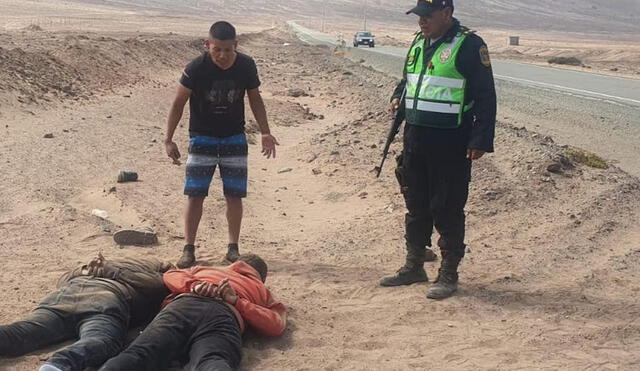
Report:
363,0,368,31
322,2,327,32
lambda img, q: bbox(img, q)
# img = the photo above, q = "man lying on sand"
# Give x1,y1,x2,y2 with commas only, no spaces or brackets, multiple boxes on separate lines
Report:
99,254,286,371
0,253,173,371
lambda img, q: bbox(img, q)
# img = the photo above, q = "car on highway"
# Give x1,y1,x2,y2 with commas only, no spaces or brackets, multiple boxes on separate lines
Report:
353,31,375,48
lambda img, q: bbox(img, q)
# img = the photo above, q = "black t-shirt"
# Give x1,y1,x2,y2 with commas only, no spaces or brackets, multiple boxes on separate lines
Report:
180,52,261,138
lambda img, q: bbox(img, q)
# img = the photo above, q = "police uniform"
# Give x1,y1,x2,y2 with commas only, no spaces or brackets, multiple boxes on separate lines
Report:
381,0,496,299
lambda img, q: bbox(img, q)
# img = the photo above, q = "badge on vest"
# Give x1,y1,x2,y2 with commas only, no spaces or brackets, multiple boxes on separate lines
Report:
479,45,491,67
439,48,452,63
407,47,421,68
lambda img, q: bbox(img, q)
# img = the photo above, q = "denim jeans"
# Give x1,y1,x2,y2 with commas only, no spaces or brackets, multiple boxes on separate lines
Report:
0,278,129,371
99,295,242,371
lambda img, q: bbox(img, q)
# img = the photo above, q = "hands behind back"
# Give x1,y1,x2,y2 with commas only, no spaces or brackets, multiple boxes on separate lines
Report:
192,278,238,305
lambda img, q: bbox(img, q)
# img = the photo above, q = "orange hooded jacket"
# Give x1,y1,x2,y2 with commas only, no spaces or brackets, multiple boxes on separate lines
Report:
162,261,286,337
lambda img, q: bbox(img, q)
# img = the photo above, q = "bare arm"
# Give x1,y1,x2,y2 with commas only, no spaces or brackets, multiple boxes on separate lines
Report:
247,88,279,159
164,84,191,161
247,88,270,134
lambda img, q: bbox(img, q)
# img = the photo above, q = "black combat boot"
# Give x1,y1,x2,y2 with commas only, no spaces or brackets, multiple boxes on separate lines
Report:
426,251,462,299
177,244,196,269
225,243,240,262
380,245,429,287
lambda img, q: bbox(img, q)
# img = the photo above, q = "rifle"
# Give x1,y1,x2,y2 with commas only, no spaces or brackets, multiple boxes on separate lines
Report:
375,92,406,178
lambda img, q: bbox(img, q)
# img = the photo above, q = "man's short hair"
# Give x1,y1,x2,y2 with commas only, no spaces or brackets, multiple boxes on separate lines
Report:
238,254,268,282
209,21,236,41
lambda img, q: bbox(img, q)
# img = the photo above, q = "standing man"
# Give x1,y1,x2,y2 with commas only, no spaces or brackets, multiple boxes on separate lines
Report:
380,0,496,300
164,21,279,268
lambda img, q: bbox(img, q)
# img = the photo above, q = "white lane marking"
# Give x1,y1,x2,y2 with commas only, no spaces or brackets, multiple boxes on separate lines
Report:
494,74,640,105
289,22,640,106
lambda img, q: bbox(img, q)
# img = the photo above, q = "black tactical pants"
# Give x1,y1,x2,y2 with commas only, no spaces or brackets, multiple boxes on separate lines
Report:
401,125,471,259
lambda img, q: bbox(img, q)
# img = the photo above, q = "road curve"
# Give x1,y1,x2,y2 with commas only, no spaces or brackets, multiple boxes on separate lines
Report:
288,21,640,107
287,21,640,178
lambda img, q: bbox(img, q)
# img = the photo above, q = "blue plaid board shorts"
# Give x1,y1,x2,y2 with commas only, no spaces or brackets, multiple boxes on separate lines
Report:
184,134,248,198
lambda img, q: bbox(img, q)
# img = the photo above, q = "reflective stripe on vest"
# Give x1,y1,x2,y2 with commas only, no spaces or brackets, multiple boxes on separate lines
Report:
404,32,474,128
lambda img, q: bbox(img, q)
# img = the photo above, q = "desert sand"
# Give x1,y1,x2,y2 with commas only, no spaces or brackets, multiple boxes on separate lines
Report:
1,1,639,370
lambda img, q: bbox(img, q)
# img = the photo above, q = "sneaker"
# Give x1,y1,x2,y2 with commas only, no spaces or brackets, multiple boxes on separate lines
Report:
177,244,196,268
39,364,63,371
380,265,428,287
113,227,158,246
225,243,240,262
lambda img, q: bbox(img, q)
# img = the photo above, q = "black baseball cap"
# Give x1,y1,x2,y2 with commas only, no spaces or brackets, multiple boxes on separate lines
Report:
406,0,453,16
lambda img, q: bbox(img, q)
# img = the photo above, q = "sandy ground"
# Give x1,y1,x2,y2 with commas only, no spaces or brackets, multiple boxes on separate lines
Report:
1,2,640,371
1,25,640,370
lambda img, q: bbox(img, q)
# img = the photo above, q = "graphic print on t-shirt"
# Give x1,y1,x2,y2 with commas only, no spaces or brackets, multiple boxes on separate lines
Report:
206,80,243,115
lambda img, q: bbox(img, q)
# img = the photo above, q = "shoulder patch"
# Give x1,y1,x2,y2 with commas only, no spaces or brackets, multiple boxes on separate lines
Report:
479,45,491,68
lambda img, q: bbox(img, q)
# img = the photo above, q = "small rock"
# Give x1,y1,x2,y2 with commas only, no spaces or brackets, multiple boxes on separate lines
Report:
312,168,322,175
358,192,368,198
546,163,563,174
91,209,109,220
278,167,293,174
306,153,318,163
43,133,54,139
343,71,353,75
108,186,117,193
286,88,308,98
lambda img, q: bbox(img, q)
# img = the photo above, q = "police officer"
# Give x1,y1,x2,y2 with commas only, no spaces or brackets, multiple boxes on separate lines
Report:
380,0,496,300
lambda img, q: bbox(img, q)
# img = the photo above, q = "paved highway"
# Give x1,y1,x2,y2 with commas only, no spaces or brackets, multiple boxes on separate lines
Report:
289,21,640,107
288,21,640,177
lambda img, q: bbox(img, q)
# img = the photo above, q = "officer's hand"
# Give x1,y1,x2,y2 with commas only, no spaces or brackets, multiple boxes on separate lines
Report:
390,98,401,113
467,149,485,160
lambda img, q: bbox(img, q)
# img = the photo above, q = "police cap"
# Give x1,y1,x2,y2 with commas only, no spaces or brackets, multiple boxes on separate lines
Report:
406,0,454,16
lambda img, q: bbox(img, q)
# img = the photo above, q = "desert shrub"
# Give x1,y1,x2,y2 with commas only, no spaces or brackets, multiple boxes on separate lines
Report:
565,148,609,169
548,56,582,66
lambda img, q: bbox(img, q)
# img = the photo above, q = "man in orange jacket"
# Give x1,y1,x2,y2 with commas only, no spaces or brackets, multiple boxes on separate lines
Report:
99,254,286,371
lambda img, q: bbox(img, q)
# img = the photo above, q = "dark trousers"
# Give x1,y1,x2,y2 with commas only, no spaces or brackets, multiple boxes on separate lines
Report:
402,125,472,258
0,281,128,371
99,296,242,371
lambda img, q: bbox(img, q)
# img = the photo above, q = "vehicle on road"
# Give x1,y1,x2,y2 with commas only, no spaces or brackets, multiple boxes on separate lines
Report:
353,31,375,48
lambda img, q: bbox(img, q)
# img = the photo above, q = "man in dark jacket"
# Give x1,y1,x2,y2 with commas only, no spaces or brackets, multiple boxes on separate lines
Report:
0,253,173,371
380,0,496,300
